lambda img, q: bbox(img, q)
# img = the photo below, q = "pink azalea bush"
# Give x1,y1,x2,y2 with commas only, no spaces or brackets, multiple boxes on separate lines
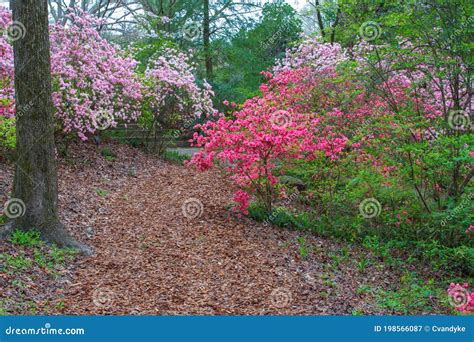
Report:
50,12,142,140
142,47,215,129
448,283,474,314
189,66,355,213
0,8,142,141
190,36,472,242
1,8,213,142
0,7,14,118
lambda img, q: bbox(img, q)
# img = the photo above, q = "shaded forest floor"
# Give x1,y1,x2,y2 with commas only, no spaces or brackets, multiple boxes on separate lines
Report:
0,143,452,315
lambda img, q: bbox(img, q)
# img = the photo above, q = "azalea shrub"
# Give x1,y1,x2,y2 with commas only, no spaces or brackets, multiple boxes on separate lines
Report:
190,37,473,254
0,8,14,119
1,8,214,149
190,66,352,213
139,47,215,153
50,12,143,141
1,9,143,141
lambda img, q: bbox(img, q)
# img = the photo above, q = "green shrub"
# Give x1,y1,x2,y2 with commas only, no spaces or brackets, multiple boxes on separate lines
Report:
0,117,16,160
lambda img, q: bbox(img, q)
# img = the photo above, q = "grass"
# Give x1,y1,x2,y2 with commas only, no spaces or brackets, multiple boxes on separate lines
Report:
248,201,471,314
95,188,109,197
1,230,77,314
162,150,191,164
10,229,42,247
2,230,76,274
1,254,33,271
100,147,117,161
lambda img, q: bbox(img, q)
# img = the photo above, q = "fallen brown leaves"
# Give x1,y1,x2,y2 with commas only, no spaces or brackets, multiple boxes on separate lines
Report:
0,142,450,315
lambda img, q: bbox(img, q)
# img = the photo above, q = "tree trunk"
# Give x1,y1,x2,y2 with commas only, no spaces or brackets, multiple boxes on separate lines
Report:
203,0,213,80
4,0,92,255
314,0,326,41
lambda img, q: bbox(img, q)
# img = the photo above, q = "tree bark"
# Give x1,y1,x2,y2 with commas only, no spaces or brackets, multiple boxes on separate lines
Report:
313,0,326,41
5,0,92,255
203,0,213,80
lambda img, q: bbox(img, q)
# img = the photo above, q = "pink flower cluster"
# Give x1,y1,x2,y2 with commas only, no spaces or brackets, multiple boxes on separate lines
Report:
189,36,469,213
0,9,142,140
189,66,353,212
50,11,142,140
0,7,14,118
448,283,474,314
273,37,347,75
1,9,213,141
143,48,215,122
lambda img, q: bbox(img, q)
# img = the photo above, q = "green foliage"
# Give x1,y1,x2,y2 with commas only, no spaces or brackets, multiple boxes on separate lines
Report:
0,116,16,159
248,201,474,275
212,2,302,107
10,230,42,247
296,236,309,259
95,188,109,197
2,254,33,271
132,37,178,74
376,273,446,314
162,150,191,164
100,147,117,162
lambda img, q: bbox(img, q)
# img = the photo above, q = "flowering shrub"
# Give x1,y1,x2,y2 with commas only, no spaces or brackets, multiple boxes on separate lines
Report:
142,48,215,130
448,283,474,314
50,12,142,140
190,36,473,260
0,8,142,141
0,7,14,118
138,47,215,153
190,67,351,213
274,38,347,75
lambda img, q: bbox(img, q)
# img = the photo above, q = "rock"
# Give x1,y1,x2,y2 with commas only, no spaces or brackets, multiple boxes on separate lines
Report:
278,175,306,191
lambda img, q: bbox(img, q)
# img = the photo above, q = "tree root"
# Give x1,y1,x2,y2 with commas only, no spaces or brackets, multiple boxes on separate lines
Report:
0,220,94,256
